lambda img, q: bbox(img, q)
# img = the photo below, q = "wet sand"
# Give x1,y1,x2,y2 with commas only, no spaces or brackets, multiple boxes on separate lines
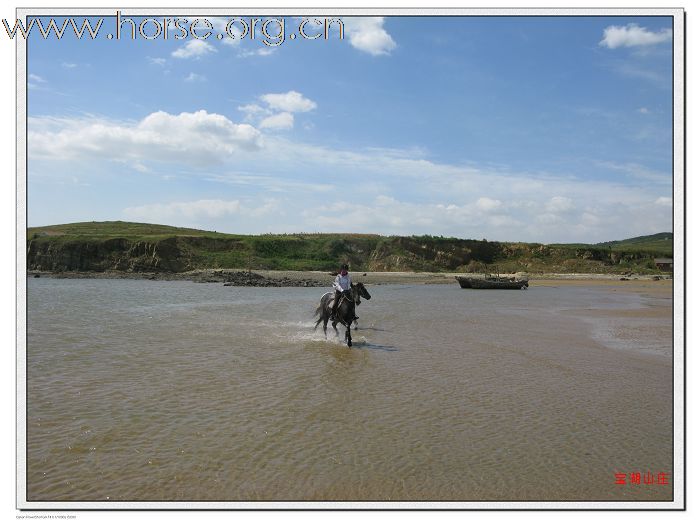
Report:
26,277,674,501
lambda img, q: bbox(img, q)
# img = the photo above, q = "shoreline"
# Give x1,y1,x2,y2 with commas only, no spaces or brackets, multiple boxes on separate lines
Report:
27,268,673,288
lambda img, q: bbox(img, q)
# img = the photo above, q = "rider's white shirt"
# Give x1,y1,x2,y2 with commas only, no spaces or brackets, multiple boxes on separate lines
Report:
334,273,352,292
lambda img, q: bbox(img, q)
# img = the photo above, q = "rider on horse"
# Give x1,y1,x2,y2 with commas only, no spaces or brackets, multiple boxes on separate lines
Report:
330,263,357,322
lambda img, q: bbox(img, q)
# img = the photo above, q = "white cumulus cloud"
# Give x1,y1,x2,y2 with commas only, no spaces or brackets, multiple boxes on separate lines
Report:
599,24,672,49
29,110,262,166
259,91,317,113
172,39,217,59
259,112,294,130
238,103,266,116
238,91,317,130
342,17,396,56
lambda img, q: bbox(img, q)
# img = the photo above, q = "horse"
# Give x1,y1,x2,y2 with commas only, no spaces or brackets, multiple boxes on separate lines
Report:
314,282,371,347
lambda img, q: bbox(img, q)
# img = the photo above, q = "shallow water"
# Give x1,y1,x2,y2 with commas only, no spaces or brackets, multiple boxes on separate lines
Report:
25,279,673,501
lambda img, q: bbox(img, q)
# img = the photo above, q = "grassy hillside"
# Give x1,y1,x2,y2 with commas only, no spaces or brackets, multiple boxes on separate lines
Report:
552,233,673,258
28,221,231,240
28,222,385,272
596,232,673,255
27,221,674,274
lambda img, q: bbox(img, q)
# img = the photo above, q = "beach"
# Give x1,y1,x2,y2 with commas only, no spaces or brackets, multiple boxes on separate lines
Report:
25,274,673,501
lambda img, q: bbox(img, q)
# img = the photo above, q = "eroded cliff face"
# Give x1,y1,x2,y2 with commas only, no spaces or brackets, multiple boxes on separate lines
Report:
27,237,192,272
26,234,660,274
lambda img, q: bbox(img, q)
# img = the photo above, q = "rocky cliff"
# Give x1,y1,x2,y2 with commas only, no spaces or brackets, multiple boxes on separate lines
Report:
27,236,194,272
26,229,668,275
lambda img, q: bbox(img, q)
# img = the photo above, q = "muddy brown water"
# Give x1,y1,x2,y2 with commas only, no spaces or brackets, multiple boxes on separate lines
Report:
26,278,673,501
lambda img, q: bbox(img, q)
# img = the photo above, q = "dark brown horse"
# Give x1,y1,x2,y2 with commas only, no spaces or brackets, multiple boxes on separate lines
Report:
314,282,371,346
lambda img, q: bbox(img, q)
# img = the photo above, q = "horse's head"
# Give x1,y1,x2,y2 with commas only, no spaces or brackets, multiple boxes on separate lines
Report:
352,282,371,304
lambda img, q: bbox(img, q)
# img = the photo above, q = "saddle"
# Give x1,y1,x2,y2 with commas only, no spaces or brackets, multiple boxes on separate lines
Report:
330,291,357,321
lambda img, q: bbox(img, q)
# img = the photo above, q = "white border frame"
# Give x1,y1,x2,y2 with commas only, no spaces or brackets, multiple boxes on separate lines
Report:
15,7,685,511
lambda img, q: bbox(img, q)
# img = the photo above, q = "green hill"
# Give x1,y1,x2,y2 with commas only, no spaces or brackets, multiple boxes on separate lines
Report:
28,221,229,240
596,232,673,254
27,221,673,275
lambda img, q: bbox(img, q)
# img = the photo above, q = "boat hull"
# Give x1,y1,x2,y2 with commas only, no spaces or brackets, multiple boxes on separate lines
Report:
455,276,528,290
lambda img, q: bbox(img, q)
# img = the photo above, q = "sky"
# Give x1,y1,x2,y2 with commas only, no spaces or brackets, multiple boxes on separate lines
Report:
25,14,674,243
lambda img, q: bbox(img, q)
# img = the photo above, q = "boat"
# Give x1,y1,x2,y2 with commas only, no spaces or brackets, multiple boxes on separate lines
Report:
455,275,528,290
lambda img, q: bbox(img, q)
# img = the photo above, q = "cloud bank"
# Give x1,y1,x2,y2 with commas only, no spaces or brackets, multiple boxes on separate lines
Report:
29,110,262,165
28,110,671,243
600,24,672,49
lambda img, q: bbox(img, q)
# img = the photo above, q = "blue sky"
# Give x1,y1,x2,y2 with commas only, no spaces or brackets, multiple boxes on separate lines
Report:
26,15,674,243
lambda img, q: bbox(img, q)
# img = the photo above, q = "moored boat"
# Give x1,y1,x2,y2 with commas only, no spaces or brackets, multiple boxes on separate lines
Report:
455,275,528,290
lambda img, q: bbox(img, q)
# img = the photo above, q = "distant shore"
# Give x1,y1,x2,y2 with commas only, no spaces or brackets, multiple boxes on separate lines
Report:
28,268,673,288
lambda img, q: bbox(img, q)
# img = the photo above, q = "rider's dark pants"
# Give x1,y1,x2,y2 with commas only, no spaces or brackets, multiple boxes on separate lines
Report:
331,291,342,316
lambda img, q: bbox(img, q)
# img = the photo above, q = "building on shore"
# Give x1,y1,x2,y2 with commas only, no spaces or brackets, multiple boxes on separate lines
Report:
654,258,673,271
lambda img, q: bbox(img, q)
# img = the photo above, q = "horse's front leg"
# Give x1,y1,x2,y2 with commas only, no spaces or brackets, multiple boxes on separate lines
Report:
346,326,352,347
353,319,359,330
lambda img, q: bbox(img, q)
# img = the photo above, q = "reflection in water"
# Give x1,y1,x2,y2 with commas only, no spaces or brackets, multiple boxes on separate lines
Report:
26,279,672,501
353,341,399,352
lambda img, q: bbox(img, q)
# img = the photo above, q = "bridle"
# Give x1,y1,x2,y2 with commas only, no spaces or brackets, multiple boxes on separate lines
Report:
352,283,370,305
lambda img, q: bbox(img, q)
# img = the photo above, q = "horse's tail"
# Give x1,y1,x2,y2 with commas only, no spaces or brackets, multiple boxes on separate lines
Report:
314,292,333,318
